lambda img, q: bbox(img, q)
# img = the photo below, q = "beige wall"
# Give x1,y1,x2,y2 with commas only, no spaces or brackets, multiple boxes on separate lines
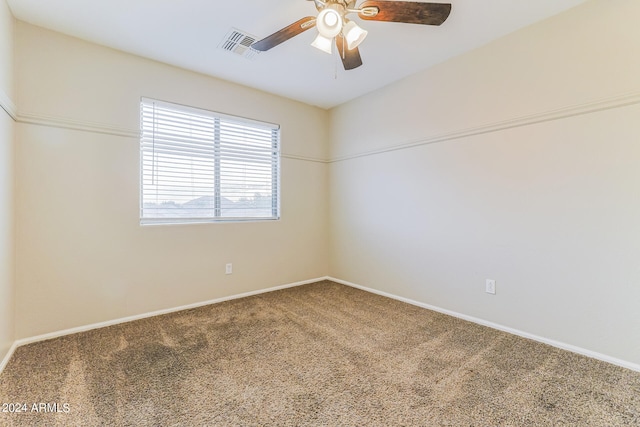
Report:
0,113,14,361
14,22,329,339
330,0,640,161
7,0,640,369
329,0,640,366
0,0,15,362
0,0,12,102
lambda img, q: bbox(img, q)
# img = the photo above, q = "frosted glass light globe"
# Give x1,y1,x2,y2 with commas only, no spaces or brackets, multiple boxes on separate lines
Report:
316,9,342,38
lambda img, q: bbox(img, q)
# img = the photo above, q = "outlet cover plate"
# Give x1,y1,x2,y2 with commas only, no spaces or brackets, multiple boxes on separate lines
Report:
486,279,496,294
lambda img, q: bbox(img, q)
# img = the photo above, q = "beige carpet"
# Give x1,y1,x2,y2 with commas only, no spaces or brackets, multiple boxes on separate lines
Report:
1,280,639,426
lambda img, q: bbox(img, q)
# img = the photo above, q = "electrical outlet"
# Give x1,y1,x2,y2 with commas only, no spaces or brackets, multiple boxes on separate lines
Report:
225,263,233,275
486,279,496,294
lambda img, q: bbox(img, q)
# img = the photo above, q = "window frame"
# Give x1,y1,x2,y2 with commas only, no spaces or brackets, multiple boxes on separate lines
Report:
139,97,281,226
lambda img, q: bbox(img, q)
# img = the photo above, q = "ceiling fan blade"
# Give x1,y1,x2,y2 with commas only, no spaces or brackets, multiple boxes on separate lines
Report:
251,16,317,51
358,1,451,25
335,34,363,70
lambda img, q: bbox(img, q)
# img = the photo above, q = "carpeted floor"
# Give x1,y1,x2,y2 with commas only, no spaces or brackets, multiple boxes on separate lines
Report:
1,280,639,426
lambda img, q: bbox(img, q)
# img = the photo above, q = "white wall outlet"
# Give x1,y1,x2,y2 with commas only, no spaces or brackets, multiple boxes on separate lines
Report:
225,263,233,275
486,279,496,294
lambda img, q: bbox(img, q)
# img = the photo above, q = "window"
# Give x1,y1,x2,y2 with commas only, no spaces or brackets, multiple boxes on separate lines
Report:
140,98,280,225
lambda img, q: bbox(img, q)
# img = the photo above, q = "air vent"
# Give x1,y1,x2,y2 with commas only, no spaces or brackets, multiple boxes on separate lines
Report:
219,29,259,59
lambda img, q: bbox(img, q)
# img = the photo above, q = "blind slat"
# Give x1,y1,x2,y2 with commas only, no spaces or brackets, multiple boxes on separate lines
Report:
140,98,280,224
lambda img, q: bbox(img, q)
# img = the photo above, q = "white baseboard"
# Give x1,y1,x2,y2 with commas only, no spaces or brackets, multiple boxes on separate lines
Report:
328,277,640,373
0,341,19,375
3,275,638,375
0,276,329,374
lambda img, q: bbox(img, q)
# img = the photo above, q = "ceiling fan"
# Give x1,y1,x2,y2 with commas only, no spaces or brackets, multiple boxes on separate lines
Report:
251,0,452,70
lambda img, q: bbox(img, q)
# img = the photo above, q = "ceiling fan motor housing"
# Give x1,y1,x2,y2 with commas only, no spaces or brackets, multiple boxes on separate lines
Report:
314,0,355,13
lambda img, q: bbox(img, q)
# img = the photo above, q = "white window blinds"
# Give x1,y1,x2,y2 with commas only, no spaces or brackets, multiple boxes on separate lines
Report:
140,98,280,224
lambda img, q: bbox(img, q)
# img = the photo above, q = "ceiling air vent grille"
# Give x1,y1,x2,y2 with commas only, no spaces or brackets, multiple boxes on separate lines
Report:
219,29,259,59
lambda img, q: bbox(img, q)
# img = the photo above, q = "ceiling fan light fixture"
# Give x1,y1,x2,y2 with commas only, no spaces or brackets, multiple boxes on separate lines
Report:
316,8,343,38
343,20,368,50
251,1,452,71
311,33,333,54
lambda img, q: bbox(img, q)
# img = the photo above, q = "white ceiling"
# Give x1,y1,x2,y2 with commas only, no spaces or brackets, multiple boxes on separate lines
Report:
7,0,587,109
